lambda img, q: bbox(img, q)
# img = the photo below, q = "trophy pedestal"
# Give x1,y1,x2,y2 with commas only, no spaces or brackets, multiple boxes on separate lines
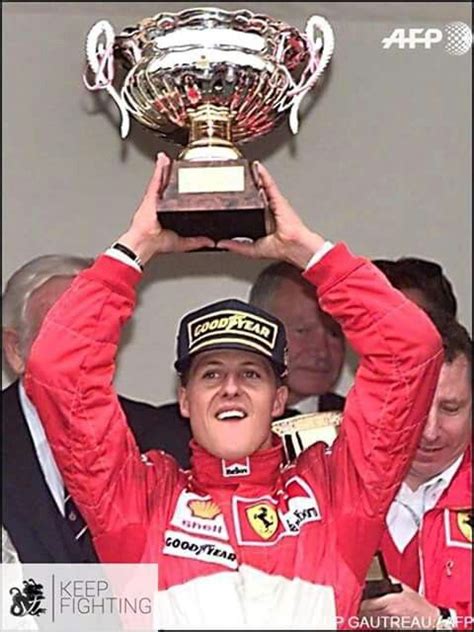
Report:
362,551,403,600
158,158,267,242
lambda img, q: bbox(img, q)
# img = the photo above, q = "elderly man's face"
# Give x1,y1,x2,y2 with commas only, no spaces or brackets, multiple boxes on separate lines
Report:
3,276,73,375
178,349,288,460
408,353,471,486
23,277,74,355
269,277,345,405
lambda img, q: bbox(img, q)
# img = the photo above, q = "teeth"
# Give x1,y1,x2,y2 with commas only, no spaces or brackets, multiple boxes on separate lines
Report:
217,410,246,421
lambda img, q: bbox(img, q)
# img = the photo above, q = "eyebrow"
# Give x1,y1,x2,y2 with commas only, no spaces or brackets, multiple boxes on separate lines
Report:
194,358,269,371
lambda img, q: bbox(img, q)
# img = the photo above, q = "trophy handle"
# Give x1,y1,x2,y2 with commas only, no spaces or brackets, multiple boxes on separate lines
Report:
83,20,131,138
286,16,335,134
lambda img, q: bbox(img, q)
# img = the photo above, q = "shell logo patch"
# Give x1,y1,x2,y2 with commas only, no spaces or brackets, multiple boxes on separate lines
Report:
246,503,279,540
170,490,229,541
444,508,473,549
188,499,221,520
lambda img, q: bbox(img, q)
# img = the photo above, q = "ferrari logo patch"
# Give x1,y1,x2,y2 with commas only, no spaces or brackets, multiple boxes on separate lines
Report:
233,476,321,546
246,503,279,540
457,511,473,542
444,508,473,549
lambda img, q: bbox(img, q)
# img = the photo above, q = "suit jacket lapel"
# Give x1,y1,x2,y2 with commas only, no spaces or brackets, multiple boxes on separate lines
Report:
2,381,87,562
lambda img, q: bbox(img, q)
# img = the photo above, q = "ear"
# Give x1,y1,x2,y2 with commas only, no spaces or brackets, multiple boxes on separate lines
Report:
2,328,25,375
271,385,288,419
178,385,191,419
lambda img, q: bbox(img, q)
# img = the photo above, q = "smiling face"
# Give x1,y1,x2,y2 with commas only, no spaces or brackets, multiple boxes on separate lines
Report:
407,353,472,489
178,349,288,460
269,277,345,405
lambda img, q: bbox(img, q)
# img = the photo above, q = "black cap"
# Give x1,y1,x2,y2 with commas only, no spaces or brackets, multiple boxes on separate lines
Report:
174,298,288,377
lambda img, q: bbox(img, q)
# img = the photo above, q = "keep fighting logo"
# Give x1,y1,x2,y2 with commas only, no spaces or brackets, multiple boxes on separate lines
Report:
382,22,472,55
10,579,46,618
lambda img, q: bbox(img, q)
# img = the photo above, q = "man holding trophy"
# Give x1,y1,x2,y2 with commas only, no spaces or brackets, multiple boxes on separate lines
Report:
25,150,442,628
24,7,443,630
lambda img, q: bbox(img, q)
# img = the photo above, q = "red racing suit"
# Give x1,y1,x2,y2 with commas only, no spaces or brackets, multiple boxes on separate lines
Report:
25,243,442,630
380,447,472,629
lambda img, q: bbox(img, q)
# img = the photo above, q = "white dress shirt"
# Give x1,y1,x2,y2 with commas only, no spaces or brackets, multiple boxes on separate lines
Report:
18,381,65,516
292,395,321,415
386,455,463,554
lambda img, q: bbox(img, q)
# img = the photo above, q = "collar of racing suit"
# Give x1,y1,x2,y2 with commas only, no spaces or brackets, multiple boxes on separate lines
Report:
188,436,286,493
434,444,472,510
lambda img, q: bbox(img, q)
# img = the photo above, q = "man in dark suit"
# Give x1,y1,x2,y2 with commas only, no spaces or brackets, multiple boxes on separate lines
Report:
2,254,190,563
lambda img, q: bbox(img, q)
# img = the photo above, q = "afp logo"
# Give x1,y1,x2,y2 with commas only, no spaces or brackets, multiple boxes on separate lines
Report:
382,22,472,55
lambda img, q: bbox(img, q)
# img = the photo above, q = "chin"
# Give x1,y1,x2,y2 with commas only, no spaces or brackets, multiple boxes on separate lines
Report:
207,433,270,461
210,443,257,461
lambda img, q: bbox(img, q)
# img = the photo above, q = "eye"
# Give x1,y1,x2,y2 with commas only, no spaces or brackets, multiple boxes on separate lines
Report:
292,326,308,335
440,404,460,414
243,369,261,379
202,370,220,380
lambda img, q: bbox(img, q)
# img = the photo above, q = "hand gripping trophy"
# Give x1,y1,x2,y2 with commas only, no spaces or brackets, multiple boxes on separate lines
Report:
83,6,334,242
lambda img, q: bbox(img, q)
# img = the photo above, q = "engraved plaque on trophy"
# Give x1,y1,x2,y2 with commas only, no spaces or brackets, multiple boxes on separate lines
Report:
84,8,334,242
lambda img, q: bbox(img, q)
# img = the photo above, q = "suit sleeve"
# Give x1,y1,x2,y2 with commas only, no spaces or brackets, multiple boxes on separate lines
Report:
24,255,179,559
298,243,443,582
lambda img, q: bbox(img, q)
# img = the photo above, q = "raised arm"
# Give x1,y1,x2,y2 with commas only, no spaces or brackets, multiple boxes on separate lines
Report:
24,154,214,560
220,163,443,580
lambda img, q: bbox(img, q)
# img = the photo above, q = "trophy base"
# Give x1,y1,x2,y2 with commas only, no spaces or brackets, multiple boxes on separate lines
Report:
362,578,403,600
158,158,267,243
362,551,403,600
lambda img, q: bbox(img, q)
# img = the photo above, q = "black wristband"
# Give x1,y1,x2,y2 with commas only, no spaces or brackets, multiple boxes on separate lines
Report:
111,242,144,271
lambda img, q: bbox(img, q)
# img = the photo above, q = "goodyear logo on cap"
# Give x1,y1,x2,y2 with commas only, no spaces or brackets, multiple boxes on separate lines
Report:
188,310,278,357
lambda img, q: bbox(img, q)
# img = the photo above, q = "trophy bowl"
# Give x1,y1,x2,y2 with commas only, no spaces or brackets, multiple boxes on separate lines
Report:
85,7,334,242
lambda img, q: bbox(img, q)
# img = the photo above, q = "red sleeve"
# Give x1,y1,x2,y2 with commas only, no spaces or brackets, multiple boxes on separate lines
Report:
298,243,443,582
24,255,179,559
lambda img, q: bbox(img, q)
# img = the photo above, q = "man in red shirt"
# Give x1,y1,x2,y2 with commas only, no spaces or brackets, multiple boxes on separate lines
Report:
360,314,471,630
24,154,442,629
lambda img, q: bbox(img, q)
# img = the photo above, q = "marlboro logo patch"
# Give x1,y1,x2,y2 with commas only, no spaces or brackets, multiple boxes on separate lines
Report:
444,508,473,549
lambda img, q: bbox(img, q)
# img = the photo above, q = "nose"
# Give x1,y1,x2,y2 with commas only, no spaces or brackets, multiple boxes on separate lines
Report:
220,373,241,398
307,327,329,358
422,408,440,444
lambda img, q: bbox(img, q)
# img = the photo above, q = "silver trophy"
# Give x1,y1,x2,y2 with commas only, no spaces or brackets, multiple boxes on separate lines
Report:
84,7,334,241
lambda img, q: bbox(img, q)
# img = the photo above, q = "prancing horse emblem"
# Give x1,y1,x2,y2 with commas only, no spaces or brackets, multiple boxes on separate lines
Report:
246,503,279,540
457,510,473,542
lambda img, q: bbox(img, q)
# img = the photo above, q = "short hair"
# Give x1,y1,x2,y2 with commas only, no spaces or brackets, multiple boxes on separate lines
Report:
2,255,92,343
373,257,457,317
248,261,308,310
427,308,472,371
